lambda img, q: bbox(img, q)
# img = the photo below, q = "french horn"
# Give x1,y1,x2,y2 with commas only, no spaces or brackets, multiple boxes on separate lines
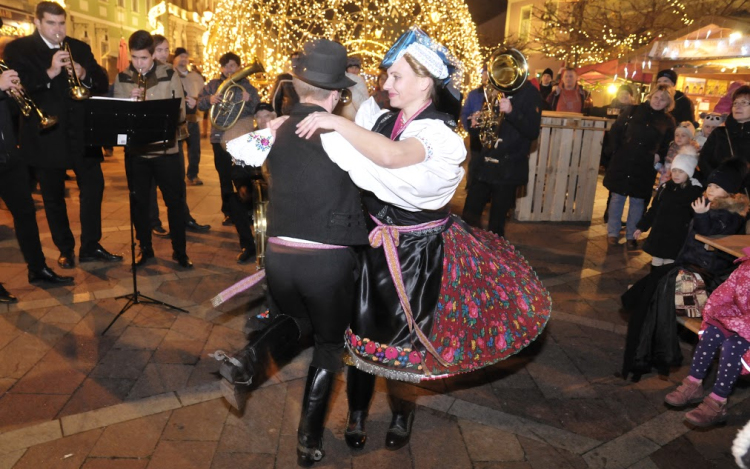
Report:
209,59,265,131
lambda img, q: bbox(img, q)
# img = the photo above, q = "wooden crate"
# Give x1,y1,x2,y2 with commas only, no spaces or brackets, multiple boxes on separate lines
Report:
515,112,611,222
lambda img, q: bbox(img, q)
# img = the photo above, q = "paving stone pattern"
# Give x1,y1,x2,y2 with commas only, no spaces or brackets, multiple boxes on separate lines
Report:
0,143,746,468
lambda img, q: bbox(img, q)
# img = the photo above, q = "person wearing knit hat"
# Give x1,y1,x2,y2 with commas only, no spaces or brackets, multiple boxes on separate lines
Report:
539,67,554,102
659,121,700,185
633,150,703,267
657,68,697,127
707,158,747,195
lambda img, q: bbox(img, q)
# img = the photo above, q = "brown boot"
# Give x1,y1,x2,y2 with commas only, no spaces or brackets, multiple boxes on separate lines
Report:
685,395,728,427
664,377,704,407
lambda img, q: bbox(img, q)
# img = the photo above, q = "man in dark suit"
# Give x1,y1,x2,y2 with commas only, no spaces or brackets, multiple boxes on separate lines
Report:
0,56,73,303
3,1,122,269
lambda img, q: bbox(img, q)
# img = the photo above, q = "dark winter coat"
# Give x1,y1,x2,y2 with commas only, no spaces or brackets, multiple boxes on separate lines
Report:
603,103,676,199
470,81,542,186
3,31,109,169
621,193,748,380
676,193,749,277
670,90,696,128
698,115,750,191
637,180,704,260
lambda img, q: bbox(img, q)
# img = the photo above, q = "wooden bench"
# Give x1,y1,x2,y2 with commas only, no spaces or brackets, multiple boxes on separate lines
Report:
675,235,750,336
676,316,702,335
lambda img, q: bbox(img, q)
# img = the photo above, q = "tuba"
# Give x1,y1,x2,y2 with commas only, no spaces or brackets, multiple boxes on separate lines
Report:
57,35,91,100
0,60,58,129
209,59,265,131
477,48,528,149
253,178,268,270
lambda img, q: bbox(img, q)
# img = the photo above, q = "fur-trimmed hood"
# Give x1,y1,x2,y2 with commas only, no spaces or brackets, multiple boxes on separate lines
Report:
710,193,750,217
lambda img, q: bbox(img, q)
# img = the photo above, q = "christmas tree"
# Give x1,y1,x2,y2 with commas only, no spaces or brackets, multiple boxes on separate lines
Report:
202,0,483,97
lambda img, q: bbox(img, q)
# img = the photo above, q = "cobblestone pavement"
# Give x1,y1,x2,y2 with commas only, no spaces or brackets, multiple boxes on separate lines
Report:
0,140,746,469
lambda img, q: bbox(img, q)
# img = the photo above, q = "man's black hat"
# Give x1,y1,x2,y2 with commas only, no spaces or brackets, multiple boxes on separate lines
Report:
292,39,355,90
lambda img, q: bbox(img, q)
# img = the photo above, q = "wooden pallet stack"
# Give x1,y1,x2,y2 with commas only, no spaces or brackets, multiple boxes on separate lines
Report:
515,112,611,222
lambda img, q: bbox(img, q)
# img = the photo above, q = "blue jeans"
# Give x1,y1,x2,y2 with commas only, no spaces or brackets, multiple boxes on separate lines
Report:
607,193,645,240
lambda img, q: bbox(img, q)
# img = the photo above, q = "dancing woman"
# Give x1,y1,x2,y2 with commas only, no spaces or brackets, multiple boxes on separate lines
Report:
295,28,552,450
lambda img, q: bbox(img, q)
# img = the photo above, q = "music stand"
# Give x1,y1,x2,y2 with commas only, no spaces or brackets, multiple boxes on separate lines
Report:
84,97,188,335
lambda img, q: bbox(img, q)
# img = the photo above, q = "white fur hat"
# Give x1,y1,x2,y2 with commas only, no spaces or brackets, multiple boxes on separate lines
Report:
671,154,698,178
675,121,696,138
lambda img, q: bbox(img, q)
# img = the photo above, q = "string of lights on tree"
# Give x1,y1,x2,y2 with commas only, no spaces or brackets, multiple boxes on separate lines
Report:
520,0,747,67
202,0,483,99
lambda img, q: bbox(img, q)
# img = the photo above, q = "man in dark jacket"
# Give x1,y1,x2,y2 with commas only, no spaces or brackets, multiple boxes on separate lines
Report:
3,1,122,270
699,84,750,193
656,69,697,127
0,61,73,302
462,80,543,237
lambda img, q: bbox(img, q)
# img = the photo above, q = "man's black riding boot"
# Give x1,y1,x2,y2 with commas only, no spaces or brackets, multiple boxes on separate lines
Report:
217,314,300,411
385,382,416,451
297,366,336,467
344,366,376,449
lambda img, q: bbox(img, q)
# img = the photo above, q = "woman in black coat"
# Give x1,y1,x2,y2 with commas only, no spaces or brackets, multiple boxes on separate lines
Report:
698,85,750,193
603,84,676,246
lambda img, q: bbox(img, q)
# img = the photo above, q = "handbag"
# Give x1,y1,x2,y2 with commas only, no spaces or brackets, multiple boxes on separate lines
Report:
674,269,708,318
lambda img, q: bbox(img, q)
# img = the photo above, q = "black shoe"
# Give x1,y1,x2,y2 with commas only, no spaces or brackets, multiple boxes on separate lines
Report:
186,219,211,232
344,410,368,450
222,215,233,226
57,252,75,269
627,239,639,250
79,246,123,263
152,226,170,237
135,247,155,266
217,315,300,410
385,410,415,451
0,284,18,303
344,367,376,450
297,367,336,467
28,266,74,285
172,252,194,268
237,247,256,264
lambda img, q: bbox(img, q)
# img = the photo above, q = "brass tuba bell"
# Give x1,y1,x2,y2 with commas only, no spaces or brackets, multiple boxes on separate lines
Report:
478,48,529,149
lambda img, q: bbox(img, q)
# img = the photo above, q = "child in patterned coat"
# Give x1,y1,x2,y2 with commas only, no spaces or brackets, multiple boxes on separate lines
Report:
658,122,701,185
665,246,750,427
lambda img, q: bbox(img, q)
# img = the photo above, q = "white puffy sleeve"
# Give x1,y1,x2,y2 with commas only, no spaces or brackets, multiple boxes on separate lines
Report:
321,115,466,212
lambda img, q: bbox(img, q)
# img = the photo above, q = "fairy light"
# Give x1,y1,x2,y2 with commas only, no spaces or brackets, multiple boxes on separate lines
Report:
202,0,483,99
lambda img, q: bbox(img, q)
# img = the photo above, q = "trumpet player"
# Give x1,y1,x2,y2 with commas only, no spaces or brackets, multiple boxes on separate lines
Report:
3,1,120,269
114,30,192,269
0,58,74,303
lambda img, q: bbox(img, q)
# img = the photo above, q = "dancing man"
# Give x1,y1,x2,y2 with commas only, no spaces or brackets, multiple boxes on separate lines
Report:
216,39,368,466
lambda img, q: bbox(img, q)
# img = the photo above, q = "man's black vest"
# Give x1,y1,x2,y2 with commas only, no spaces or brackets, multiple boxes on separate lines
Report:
266,103,368,245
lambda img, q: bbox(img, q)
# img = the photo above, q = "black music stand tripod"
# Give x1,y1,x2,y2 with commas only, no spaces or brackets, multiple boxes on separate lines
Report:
84,97,187,335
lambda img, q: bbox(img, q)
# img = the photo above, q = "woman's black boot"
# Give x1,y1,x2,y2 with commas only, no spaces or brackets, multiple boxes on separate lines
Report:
215,314,300,411
297,366,336,467
344,367,376,449
385,381,416,451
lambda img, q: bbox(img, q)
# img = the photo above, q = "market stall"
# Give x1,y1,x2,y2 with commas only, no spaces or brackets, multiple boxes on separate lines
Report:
619,16,750,121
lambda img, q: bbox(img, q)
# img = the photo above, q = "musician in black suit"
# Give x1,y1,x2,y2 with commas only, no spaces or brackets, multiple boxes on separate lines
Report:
0,58,74,303
3,1,122,269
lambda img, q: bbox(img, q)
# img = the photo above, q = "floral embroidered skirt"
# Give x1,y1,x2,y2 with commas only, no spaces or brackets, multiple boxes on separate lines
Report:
346,218,552,382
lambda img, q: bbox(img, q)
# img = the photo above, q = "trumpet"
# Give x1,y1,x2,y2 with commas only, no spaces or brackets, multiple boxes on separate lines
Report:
57,34,90,100
0,60,58,129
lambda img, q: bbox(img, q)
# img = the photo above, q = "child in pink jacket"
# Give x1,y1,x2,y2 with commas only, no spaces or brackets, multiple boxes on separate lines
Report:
664,246,750,427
